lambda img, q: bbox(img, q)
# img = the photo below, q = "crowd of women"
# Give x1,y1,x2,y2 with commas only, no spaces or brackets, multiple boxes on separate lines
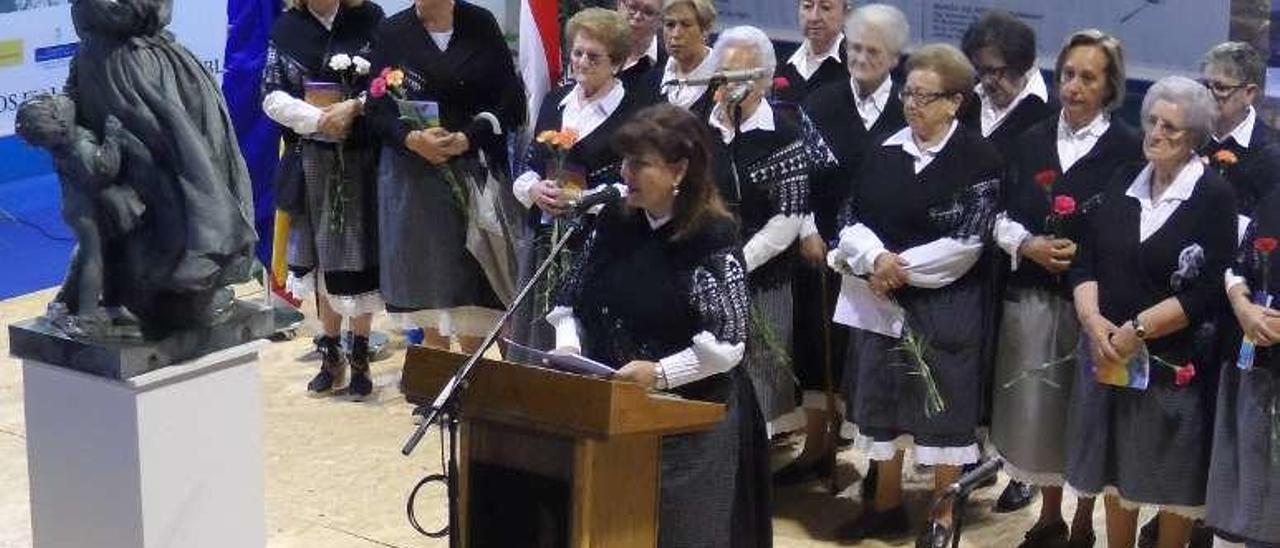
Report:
261,0,1280,547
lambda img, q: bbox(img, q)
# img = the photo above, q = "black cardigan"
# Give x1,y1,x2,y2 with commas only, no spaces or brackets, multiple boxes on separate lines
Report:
843,126,1003,295
802,78,906,240
1003,113,1143,293
263,4,385,148
774,38,849,105
1200,117,1280,218
366,2,525,167
1069,164,1237,368
959,93,1057,162
618,47,668,107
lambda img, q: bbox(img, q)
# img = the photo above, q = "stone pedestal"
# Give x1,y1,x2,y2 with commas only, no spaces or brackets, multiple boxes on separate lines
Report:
21,341,267,548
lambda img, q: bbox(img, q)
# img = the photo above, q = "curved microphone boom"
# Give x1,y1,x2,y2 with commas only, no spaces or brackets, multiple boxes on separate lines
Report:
665,68,768,88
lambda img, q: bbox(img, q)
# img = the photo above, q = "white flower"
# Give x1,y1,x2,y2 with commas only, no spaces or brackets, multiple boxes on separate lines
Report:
328,53,352,72
352,56,371,75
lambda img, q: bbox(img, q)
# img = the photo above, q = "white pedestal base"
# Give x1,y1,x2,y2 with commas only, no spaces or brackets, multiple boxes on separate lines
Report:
22,341,266,548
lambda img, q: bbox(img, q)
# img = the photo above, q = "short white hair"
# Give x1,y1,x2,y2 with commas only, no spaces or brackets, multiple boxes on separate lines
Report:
710,25,777,82
1141,75,1218,147
845,3,910,56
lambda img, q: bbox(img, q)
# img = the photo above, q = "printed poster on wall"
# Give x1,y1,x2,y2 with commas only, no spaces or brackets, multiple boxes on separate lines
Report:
0,1,229,137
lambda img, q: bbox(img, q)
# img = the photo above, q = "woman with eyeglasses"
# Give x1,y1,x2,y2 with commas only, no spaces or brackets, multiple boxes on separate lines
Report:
774,2,911,485
704,26,831,437
616,0,666,104
827,43,1000,546
261,0,385,397
1197,42,1280,219
550,104,770,547
509,8,644,356
366,0,524,354
989,29,1142,548
657,0,718,118
1065,76,1235,548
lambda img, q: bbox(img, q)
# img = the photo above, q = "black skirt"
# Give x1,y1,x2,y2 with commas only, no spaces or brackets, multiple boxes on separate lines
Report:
1206,361,1280,543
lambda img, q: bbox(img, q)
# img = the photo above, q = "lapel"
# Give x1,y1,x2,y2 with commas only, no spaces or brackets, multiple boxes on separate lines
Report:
869,81,905,136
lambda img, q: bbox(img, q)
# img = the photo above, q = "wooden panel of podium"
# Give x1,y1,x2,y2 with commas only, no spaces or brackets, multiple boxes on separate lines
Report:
401,346,726,547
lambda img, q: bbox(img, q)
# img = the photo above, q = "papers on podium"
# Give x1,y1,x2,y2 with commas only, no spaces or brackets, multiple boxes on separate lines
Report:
503,339,616,379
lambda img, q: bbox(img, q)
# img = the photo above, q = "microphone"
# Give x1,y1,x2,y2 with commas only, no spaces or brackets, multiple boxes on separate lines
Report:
567,183,627,213
946,457,1004,497
666,68,768,88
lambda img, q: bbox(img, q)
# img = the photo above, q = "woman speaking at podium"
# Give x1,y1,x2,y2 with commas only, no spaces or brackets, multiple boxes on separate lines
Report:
547,104,770,547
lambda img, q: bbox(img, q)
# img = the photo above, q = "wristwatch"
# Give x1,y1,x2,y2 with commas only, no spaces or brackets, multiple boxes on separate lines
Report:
1130,317,1148,339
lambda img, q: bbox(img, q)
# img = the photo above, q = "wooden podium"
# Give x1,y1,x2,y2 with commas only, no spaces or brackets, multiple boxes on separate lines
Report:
401,346,726,547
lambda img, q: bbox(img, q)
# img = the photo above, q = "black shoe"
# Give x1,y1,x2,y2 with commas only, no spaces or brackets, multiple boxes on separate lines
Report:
1066,527,1096,548
859,463,879,502
1017,520,1068,548
916,520,952,548
772,451,835,485
994,481,1038,513
1137,516,1158,548
307,336,346,395
834,505,909,541
347,335,372,400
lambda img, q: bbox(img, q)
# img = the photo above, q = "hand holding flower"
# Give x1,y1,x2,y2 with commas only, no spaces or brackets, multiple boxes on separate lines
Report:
1020,236,1077,273
1233,298,1280,347
530,180,566,215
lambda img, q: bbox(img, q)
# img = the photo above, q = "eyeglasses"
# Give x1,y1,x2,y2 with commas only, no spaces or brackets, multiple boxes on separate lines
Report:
1198,79,1249,98
620,0,660,20
975,64,1016,81
899,87,954,106
1145,115,1188,138
570,48,608,67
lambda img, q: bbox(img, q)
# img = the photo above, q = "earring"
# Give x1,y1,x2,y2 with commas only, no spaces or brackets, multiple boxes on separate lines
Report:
672,185,681,196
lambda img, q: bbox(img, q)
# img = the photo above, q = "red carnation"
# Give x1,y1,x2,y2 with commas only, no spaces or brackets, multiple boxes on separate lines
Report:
1052,195,1077,217
369,77,387,99
1174,363,1197,387
773,76,791,91
379,66,392,79
1256,236,1279,255
1034,169,1057,190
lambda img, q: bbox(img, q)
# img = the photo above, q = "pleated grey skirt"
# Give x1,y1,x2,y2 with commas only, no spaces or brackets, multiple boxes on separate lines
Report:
659,368,771,547
290,142,379,284
851,282,984,461
1206,359,1280,544
990,288,1080,486
376,147,500,312
744,280,795,423
1065,338,1213,517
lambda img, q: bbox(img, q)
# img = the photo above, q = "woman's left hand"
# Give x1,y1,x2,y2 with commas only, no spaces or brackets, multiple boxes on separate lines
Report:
442,132,470,158
317,99,361,140
615,360,660,389
799,234,828,266
1109,322,1142,361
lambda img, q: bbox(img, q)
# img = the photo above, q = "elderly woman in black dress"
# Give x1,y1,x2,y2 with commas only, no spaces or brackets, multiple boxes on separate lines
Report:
657,0,717,117
828,44,1000,545
550,104,769,547
262,0,384,397
366,0,524,354
775,2,910,483
991,29,1141,547
1065,76,1235,548
706,25,829,436
511,8,640,355
1206,188,1280,548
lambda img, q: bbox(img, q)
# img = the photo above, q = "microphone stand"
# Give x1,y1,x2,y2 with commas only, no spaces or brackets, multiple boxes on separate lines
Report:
928,456,1004,548
400,212,589,545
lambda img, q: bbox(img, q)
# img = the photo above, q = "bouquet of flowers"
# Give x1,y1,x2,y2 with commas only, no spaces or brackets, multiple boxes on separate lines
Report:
320,53,370,233
533,128,581,312
892,324,947,417
369,67,469,217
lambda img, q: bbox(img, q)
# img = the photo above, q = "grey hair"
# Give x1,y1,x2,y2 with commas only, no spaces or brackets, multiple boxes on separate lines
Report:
845,4,910,57
1055,29,1127,112
1141,75,1218,147
1201,41,1264,87
710,25,778,83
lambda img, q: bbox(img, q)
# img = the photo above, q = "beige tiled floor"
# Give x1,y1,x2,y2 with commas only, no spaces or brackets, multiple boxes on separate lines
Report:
1,287,1176,547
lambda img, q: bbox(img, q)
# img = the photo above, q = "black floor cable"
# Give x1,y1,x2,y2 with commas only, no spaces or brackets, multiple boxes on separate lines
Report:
406,418,450,538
